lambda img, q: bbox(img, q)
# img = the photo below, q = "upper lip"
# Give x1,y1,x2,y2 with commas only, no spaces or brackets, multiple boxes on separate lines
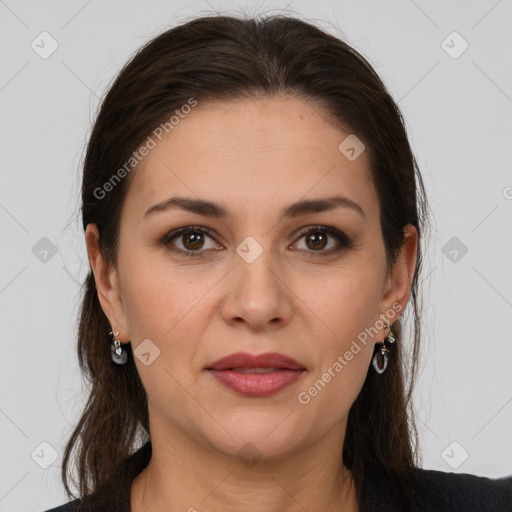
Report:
206,352,305,371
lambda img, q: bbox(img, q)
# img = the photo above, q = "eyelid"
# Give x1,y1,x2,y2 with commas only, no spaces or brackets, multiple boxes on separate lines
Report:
161,225,221,252
291,225,352,253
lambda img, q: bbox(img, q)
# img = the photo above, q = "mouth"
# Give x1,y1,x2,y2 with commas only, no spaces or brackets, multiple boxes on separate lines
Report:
206,351,305,371
205,352,306,397
224,367,282,374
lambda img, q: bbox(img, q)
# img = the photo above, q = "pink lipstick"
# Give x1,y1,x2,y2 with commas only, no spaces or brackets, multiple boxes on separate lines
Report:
205,352,305,397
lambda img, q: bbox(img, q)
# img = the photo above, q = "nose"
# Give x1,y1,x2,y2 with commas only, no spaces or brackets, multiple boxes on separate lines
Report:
220,248,294,333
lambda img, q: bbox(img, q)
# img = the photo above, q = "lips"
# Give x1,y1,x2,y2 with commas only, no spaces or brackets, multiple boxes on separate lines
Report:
206,352,305,372
205,352,305,397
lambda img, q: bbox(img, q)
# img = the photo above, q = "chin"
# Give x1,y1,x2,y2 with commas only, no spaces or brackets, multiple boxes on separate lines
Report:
199,411,308,462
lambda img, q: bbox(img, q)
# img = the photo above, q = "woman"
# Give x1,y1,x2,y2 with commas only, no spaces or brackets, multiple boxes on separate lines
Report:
44,14,511,512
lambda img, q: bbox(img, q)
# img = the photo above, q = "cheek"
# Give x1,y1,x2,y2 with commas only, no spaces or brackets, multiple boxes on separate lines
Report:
121,272,167,339
119,251,200,339
308,264,383,343
121,263,206,409
301,305,375,422
299,263,382,405
119,255,216,382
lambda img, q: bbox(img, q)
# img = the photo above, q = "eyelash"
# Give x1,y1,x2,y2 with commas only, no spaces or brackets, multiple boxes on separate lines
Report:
161,225,352,258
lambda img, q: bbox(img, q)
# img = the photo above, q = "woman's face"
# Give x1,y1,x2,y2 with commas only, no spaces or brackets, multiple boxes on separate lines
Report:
87,95,417,461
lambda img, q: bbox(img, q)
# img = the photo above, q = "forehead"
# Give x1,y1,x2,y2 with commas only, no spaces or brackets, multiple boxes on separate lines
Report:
123,95,378,225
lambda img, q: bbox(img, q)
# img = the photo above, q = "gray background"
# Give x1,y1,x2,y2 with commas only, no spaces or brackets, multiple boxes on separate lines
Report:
1,0,511,510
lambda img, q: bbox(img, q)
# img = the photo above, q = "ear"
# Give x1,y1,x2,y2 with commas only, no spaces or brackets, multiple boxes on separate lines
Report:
378,224,418,340
85,224,130,343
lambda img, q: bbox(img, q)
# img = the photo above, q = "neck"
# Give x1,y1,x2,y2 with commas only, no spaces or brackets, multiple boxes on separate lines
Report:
131,421,358,512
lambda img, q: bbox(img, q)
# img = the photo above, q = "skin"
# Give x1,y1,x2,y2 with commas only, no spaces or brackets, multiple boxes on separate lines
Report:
86,95,417,512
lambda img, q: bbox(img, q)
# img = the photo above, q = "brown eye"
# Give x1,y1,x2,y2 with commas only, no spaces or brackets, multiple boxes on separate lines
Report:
181,231,206,250
293,226,352,255
163,226,221,256
305,232,328,251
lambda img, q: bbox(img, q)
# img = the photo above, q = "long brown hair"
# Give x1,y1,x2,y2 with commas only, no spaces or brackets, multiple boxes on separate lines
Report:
62,13,432,509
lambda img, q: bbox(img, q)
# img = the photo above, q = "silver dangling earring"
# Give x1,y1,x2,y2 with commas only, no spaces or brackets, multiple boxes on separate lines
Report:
372,320,396,374
110,329,128,365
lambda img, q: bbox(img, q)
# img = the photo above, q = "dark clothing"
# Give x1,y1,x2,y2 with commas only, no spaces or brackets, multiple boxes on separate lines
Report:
43,441,512,511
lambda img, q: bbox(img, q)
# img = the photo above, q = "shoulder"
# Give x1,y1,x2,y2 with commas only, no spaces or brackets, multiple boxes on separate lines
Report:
408,466,512,511
41,499,81,512
362,462,511,512
40,441,152,512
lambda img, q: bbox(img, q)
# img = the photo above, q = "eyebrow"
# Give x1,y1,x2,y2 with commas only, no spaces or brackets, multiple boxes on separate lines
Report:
143,194,366,220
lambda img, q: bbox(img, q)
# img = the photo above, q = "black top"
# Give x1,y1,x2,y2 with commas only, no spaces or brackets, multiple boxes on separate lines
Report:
43,441,512,512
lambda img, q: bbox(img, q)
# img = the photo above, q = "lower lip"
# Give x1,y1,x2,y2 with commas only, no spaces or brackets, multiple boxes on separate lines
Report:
207,369,304,397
